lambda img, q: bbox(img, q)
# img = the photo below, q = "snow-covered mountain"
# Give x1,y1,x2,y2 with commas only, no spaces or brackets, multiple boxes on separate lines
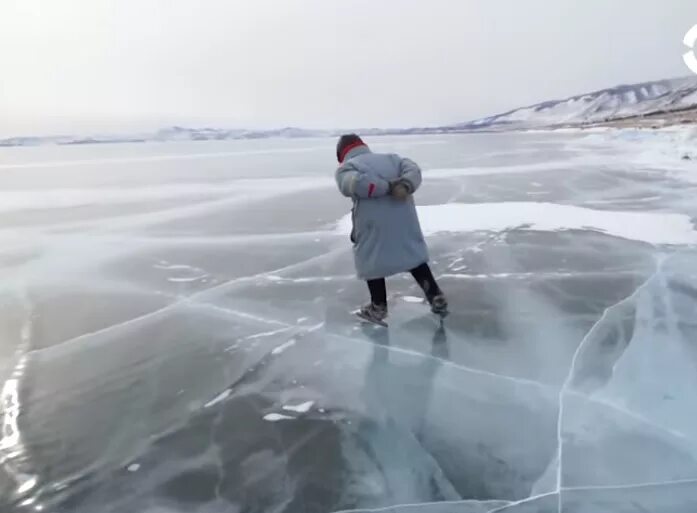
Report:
152,126,326,141
0,126,327,147
2,77,697,147
456,77,697,130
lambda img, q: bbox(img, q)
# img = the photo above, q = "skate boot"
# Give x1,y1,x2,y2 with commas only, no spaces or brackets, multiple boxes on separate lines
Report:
356,302,388,326
429,294,449,318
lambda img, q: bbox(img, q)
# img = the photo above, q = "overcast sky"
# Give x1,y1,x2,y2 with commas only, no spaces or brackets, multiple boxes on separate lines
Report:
1,0,696,136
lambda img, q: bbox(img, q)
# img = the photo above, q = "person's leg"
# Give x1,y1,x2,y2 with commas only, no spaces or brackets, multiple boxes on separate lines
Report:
360,278,388,321
366,278,387,306
410,263,448,315
410,263,442,301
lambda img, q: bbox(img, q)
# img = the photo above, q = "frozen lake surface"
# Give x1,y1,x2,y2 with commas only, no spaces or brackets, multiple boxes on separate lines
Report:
1,131,697,512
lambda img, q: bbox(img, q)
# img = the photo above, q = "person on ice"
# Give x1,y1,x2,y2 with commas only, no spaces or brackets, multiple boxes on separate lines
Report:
334,134,448,324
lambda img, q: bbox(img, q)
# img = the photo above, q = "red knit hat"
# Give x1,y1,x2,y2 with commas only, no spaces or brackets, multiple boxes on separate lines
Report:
336,134,366,163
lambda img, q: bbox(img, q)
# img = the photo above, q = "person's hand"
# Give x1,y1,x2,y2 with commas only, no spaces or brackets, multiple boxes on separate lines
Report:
390,180,410,200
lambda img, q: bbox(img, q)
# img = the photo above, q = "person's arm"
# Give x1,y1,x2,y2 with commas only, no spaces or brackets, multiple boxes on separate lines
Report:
397,157,422,193
335,161,390,199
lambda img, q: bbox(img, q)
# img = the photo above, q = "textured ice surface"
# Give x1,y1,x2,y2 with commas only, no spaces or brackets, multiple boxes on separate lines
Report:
1,132,697,512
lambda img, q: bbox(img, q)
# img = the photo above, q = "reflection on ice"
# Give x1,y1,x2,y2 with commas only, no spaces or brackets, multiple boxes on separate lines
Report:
0,287,38,506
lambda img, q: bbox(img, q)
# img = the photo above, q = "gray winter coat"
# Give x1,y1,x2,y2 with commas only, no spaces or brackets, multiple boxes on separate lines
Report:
335,146,429,280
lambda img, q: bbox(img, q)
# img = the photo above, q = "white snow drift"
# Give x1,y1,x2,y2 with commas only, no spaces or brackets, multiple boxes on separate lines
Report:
337,202,697,246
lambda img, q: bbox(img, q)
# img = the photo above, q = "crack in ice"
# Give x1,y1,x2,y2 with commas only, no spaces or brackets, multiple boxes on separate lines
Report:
564,476,697,492
553,258,663,513
568,392,694,443
331,499,513,513
193,302,289,328
487,492,558,512
329,476,697,513
28,246,346,356
440,270,639,281
329,332,551,391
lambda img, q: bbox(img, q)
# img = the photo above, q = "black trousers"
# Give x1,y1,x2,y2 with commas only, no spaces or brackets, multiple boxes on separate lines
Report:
367,263,442,306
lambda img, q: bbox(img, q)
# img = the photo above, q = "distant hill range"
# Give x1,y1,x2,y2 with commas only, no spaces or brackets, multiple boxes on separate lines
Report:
452,76,697,131
3,76,696,147
0,126,329,148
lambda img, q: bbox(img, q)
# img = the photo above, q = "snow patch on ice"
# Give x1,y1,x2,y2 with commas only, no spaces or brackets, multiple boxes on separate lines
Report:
153,263,197,271
401,296,424,303
336,202,697,246
127,464,140,473
271,339,296,355
204,389,231,408
166,275,207,283
241,327,293,341
282,401,314,413
263,413,294,422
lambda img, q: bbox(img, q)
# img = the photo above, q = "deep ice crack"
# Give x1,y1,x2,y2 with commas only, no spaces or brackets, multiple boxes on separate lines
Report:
553,257,663,513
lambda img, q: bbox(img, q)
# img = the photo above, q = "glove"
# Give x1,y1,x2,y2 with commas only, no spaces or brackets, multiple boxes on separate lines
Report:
390,180,412,200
